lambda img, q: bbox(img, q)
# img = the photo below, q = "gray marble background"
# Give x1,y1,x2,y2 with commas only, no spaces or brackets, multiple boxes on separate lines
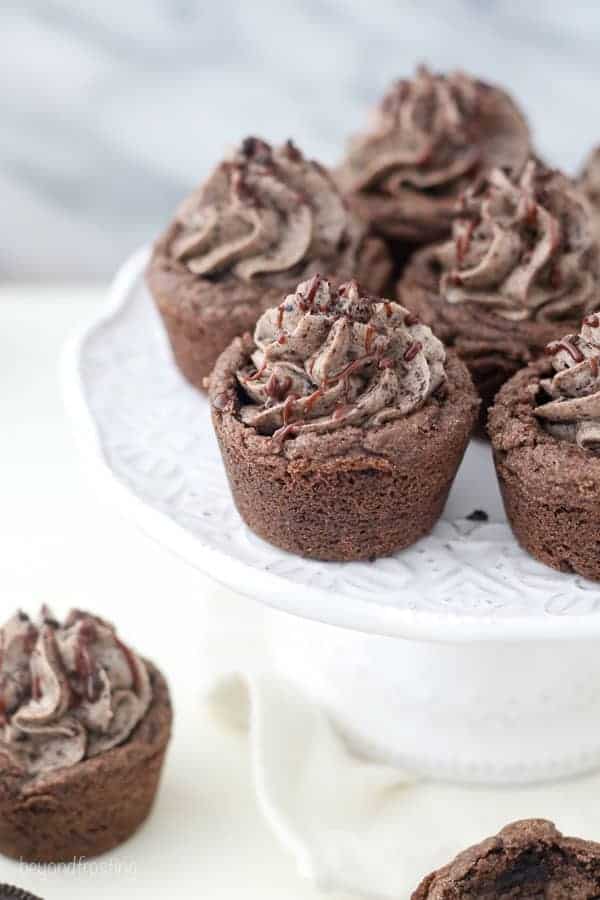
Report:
2,0,600,280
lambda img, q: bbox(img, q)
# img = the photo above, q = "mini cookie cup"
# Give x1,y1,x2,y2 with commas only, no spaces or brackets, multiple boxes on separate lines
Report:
398,249,584,415
489,362,600,580
209,335,479,562
0,662,171,864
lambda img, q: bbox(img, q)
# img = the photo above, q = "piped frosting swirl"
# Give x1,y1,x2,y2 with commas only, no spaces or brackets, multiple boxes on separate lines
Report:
236,276,446,440
171,137,363,286
535,315,600,451
339,66,530,239
432,160,600,321
0,609,151,776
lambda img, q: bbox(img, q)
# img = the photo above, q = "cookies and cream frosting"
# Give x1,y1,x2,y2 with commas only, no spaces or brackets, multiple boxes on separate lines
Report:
535,315,600,451
0,609,151,776
236,275,446,440
339,66,530,236
433,160,600,322
171,137,363,286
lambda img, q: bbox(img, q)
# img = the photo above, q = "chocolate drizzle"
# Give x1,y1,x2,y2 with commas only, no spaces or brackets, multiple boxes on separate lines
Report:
265,373,292,402
545,340,584,364
403,341,422,362
236,276,446,442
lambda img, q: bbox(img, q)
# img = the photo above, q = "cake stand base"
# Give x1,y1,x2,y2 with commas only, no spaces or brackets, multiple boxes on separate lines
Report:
267,610,600,785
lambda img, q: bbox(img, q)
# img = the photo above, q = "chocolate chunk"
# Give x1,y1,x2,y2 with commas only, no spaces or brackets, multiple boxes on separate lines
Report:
466,509,488,522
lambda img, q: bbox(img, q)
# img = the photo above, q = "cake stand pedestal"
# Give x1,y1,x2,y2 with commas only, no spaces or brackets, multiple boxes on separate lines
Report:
63,247,600,786
267,612,600,784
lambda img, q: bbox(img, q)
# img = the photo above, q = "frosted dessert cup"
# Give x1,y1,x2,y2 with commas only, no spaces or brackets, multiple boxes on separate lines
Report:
208,275,479,561
0,608,172,863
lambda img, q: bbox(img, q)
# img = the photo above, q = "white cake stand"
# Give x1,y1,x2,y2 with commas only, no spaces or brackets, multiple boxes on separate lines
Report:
62,247,600,785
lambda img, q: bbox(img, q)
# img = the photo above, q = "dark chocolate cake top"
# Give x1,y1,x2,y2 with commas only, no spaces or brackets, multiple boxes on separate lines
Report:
169,136,364,287
535,313,600,451
340,65,530,208
235,275,446,441
0,608,151,775
432,159,600,321
413,819,600,898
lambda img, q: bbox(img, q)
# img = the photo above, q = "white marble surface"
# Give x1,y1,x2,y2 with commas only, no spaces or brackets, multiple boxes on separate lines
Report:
2,0,600,279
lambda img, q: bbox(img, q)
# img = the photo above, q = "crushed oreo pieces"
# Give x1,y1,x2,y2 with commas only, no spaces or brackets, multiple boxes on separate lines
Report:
466,509,489,522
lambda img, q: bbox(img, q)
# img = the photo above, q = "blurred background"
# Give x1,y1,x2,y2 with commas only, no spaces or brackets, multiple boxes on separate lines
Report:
2,0,600,280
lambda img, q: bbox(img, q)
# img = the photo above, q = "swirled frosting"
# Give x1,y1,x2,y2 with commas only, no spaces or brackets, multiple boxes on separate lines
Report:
236,275,446,440
339,66,530,238
0,609,151,776
535,315,600,451
171,137,363,286
432,160,600,321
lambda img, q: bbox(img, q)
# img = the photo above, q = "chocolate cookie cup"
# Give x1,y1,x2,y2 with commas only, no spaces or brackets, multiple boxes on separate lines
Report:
398,160,600,418
0,608,172,863
0,888,42,900
147,136,391,390
489,315,600,580
208,276,479,561
337,65,531,273
413,819,600,898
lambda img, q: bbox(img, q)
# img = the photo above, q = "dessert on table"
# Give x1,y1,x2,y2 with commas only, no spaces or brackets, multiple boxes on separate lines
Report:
208,274,479,561
413,819,600,898
0,607,172,863
337,65,531,274
398,159,600,416
147,136,391,390
489,314,600,580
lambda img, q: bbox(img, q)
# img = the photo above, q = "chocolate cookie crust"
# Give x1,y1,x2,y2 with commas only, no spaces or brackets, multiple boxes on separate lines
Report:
489,360,600,580
412,819,600,898
209,338,478,561
0,662,171,863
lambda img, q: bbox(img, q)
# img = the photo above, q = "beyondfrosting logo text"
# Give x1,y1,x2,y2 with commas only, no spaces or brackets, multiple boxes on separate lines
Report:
18,856,138,880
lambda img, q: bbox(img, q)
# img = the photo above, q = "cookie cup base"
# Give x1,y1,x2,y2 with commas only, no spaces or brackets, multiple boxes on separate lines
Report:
490,364,600,581
210,343,479,562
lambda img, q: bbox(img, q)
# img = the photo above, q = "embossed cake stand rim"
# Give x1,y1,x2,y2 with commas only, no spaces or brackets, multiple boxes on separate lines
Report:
61,246,600,644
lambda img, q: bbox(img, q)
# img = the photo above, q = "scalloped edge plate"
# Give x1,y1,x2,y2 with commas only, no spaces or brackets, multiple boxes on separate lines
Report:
61,247,600,642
